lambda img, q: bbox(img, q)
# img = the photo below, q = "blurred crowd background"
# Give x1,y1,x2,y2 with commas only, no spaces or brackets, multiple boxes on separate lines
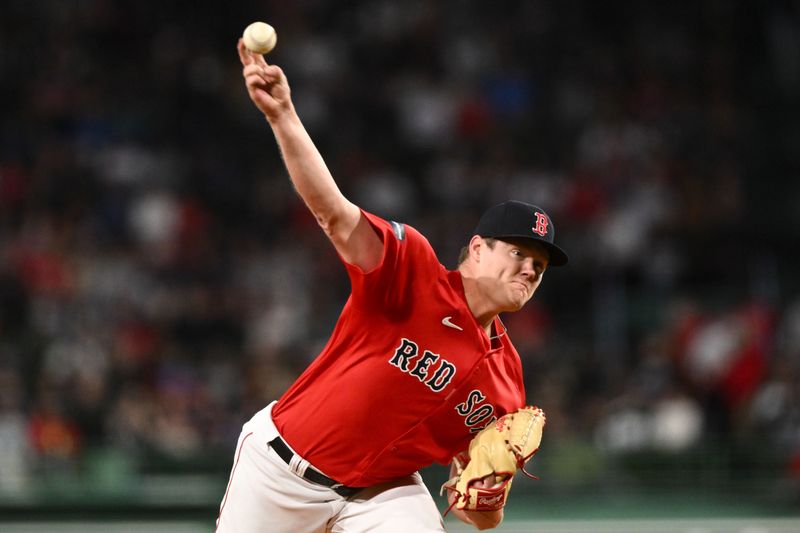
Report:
1,0,800,522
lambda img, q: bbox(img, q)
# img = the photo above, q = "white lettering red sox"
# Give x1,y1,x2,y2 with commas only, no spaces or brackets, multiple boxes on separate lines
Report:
388,338,456,392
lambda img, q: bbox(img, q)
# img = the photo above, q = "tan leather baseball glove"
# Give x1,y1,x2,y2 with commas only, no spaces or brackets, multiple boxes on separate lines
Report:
443,406,546,512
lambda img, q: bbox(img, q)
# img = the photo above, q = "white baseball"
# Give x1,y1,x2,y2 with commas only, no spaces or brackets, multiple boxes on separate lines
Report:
243,22,277,54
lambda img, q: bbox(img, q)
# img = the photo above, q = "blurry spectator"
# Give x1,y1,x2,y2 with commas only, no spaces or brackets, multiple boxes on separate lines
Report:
671,300,773,435
0,368,29,492
28,386,82,474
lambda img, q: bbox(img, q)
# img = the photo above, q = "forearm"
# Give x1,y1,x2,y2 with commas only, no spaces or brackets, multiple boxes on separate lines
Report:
237,40,379,269
269,110,358,235
452,506,503,530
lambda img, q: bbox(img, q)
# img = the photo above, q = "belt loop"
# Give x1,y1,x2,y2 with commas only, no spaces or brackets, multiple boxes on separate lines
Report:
289,454,310,477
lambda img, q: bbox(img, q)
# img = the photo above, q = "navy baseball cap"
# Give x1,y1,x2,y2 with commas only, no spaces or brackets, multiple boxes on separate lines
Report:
474,201,569,266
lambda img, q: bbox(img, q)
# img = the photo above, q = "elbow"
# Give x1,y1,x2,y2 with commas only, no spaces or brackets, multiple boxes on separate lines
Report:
315,211,335,237
313,204,346,240
311,201,350,240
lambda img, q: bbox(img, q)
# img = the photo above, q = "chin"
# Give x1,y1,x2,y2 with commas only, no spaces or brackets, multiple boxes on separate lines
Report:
506,298,527,312
509,292,531,310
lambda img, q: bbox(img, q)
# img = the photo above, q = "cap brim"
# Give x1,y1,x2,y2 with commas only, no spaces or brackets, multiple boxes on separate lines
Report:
542,242,569,266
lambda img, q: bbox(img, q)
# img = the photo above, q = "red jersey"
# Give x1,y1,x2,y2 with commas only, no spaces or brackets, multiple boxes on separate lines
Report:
272,211,526,487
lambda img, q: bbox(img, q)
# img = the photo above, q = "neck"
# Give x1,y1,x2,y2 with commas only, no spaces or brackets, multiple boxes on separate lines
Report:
458,266,498,332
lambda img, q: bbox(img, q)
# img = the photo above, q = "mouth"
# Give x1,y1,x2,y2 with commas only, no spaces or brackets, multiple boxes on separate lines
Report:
511,281,530,296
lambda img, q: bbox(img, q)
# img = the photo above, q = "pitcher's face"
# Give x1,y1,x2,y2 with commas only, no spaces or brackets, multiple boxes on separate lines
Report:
475,237,549,312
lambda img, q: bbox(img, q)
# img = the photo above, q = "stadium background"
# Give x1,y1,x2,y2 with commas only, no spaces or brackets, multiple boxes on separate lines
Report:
1,1,799,531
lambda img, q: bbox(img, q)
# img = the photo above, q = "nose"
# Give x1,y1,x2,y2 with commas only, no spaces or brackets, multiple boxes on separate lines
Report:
520,257,535,277
520,258,544,283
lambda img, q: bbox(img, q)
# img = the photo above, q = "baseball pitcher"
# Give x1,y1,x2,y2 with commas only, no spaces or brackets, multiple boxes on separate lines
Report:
215,37,568,533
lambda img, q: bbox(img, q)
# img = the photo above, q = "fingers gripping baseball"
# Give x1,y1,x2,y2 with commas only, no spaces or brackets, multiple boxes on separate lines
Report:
237,39,291,121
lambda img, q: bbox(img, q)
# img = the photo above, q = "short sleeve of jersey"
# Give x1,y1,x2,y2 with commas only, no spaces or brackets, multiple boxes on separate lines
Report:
343,210,441,314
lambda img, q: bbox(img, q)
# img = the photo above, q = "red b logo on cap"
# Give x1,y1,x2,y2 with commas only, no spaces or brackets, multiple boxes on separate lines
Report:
532,212,549,236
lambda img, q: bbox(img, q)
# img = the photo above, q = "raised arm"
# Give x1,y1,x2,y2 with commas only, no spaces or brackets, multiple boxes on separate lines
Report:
237,39,382,271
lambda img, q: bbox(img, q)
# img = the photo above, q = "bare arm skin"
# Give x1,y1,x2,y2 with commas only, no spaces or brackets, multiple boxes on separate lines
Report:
237,39,382,271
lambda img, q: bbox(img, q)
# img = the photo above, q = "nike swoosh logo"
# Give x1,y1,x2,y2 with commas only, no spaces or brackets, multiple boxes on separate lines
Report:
441,316,463,331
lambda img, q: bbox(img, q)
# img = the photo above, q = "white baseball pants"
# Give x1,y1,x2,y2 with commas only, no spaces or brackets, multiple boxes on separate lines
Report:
215,403,446,533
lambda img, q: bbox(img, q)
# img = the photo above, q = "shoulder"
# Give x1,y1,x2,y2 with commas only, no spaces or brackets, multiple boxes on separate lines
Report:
361,210,439,261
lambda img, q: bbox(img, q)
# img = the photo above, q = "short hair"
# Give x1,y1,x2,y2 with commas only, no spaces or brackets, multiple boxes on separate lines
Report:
457,237,497,265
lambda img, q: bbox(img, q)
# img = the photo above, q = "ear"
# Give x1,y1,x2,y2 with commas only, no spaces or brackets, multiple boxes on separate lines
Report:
468,235,484,262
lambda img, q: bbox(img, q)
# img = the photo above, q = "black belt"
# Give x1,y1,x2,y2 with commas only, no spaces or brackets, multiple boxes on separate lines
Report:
268,437,363,498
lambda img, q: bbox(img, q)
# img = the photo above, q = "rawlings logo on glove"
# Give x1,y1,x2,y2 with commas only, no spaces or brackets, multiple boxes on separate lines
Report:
442,406,546,513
